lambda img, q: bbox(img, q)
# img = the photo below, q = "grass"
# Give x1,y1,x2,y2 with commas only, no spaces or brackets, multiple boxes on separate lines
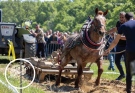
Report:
0,56,45,93
87,60,126,82
0,55,9,59
0,71,45,93
0,83,13,93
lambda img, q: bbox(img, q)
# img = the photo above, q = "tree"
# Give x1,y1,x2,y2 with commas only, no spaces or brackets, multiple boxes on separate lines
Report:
0,0,134,32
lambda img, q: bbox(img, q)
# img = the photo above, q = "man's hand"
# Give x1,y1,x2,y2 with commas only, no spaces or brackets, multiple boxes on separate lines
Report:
104,49,111,55
34,33,37,37
107,27,117,34
106,31,111,34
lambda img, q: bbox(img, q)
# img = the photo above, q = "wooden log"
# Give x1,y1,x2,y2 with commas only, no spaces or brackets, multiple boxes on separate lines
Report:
37,69,93,82
51,66,90,71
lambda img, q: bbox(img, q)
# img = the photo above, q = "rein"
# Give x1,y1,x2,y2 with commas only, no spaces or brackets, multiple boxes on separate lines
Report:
110,50,126,54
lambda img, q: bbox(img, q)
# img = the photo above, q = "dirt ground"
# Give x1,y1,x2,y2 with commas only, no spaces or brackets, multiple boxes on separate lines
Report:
34,75,135,93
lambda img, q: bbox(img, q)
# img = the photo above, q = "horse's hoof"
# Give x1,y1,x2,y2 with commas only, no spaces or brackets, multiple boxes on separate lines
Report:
74,86,79,89
54,84,58,88
55,84,59,86
94,84,99,87
95,80,100,86
94,82,100,86
55,82,60,86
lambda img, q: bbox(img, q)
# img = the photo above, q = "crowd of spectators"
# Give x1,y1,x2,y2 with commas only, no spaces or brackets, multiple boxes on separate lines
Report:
43,29,79,57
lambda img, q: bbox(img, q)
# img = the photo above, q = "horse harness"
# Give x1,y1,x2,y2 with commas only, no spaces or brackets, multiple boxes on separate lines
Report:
80,17,106,56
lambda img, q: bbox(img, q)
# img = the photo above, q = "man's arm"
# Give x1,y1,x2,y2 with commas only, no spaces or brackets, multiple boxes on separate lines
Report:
105,34,121,54
120,35,126,40
30,31,38,37
31,29,43,37
107,27,117,34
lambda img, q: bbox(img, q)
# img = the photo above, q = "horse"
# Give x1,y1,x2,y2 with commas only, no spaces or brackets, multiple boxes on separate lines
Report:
55,8,108,88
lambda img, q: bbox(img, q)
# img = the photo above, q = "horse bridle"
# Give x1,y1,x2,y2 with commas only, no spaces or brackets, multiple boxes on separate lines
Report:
91,16,106,36
81,18,105,47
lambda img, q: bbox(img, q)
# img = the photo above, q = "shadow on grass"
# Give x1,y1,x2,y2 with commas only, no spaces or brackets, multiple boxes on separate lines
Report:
0,59,10,64
46,84,78,92
0,59,21,64
44,75,78,92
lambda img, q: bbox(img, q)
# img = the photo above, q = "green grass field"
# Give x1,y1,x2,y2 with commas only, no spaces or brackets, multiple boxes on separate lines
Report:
0,71,45,93
89,60,126,82
0,83,13,93
0,74,45,93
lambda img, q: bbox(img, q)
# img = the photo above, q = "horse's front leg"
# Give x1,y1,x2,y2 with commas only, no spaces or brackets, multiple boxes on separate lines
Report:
95,59,103,85
55,55,70,86
75,63,83,88
55,68,62,86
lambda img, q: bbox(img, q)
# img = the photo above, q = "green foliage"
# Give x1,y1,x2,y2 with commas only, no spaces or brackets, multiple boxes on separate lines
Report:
0,0,135,32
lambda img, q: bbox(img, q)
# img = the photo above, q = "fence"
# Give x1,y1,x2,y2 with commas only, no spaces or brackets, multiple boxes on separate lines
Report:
44,44,61,58
43,44,127,61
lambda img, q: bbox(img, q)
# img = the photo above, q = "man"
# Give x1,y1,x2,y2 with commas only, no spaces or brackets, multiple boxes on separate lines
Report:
105,12,135,93
31,24,46,58
108,12,126,80
49,32,58,54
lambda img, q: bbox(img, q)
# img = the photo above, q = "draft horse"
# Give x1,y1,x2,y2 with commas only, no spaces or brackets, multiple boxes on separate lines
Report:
55,8,108,88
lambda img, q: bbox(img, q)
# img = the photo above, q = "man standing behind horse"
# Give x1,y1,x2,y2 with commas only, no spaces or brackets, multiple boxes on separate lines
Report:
105,12,135,93
108,12,126,80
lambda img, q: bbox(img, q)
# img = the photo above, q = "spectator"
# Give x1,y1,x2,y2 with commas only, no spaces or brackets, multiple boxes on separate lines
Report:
49,32,58,54
58,34,67,49
48,29,52,38
105,12,135,93
105,33,115,71
30,24,46,58
64,32,69,38
44,33,49,58
49,32,58,44
56,30,60,36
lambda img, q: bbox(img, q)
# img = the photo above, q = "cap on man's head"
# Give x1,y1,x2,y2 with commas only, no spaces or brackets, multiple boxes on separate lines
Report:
125,12,134,20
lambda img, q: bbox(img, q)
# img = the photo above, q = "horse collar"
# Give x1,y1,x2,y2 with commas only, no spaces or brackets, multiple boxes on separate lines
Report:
85,29,103,46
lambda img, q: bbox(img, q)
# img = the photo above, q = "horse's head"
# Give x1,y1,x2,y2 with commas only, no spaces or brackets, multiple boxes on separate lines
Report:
91,8,108,36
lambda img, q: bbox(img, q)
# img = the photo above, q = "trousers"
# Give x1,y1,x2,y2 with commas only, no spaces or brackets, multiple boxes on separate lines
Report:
36,43,45,58
125,51,135,93
108,53,115,69
115,46,126,76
